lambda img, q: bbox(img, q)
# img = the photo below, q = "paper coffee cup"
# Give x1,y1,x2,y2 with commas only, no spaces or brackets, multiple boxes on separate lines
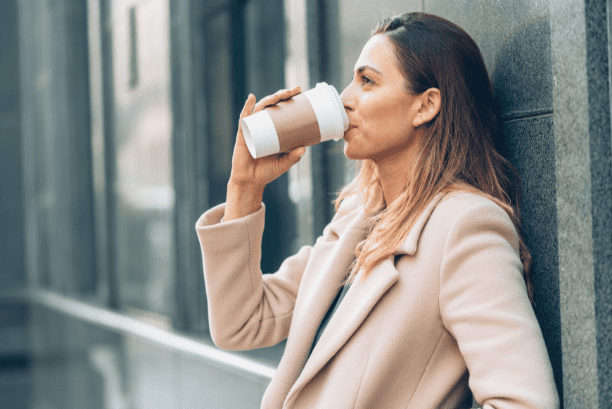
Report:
241,82,349,159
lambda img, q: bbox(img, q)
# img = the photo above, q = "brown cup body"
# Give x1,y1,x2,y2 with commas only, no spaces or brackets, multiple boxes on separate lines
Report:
266,93,321,153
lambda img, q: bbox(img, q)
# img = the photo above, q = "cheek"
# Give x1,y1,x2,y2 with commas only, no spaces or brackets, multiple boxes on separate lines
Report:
365,99,412,138
368,93,409,122
386,96,413,122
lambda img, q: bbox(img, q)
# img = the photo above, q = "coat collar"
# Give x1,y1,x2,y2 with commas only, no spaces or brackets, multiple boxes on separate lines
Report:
283,192,447,407
326,191,447,256
394,191,447,255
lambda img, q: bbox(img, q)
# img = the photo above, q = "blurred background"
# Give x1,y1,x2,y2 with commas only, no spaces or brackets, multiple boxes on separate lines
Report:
1,0,610,407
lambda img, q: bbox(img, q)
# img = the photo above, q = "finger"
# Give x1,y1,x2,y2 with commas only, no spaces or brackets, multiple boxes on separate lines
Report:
277,87,298,102
276,88,293,98
240,94,256,119
276,146,306,175
289,86,302,96
254,92,282,113
254,88,297,113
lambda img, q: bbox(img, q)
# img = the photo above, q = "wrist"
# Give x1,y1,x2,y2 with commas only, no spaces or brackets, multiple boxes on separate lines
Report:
227,177,265,192
225,180,264,221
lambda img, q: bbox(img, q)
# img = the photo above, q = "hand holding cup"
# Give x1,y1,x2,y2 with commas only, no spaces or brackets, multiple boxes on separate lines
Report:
225,87,306,221
229,86,306,189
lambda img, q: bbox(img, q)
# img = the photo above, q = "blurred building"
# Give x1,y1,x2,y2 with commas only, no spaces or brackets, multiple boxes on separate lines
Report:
0,0,610,407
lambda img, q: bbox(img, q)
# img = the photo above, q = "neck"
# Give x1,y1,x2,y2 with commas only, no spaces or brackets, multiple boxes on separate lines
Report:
375,156,409,207
373,131,425,207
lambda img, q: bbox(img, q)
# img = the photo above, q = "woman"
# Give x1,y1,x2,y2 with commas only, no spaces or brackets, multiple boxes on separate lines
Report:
196,12,559,409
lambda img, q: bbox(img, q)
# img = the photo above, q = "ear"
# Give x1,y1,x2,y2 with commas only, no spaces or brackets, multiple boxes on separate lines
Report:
413,88,441,128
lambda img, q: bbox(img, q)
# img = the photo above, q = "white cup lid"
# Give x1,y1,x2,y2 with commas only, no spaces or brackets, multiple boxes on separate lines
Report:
326,84,349,131
309,82,349,142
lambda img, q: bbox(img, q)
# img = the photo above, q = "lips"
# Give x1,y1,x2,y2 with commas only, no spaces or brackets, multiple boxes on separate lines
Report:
344,125,356,138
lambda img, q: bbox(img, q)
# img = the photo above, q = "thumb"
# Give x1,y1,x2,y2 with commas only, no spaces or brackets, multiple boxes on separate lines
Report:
277,146,306,174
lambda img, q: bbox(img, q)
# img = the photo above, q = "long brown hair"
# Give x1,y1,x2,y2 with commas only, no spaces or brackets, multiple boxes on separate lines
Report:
336,12,533,299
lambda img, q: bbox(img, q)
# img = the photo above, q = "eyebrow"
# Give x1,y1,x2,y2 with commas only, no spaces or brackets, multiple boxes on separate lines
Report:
355,65,382,75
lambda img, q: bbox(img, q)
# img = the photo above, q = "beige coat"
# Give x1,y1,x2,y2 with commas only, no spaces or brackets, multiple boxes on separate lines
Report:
196,191,559,409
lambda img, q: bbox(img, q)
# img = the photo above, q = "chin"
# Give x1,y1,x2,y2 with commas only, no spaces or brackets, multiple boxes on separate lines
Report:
343,141,374,161
343,142,361,160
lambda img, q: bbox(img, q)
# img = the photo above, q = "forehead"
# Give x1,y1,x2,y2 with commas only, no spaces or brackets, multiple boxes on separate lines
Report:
354,34,400,75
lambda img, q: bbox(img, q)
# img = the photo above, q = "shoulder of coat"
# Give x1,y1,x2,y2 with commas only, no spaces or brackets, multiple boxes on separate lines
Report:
435,190,510,220
395,190,511,255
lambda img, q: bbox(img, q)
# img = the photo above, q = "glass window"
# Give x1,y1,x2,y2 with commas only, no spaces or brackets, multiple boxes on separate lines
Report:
110,0,175,318
204,11,234,208
22,0,96,296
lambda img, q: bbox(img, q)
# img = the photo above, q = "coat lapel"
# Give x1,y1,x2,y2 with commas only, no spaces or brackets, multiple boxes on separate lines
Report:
284,256,399,407
283,192,447,407
265,206,371,409
289,207,371,344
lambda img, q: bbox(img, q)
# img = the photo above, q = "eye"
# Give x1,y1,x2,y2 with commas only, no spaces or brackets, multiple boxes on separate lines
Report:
359,74,374,85
351,73,375,86
361,76,374,85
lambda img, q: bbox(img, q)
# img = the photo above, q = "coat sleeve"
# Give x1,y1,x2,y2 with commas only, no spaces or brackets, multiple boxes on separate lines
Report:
438,199,559,409
195,202,331,351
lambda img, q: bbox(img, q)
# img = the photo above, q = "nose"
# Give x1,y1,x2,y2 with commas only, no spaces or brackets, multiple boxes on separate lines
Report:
340,84,355,112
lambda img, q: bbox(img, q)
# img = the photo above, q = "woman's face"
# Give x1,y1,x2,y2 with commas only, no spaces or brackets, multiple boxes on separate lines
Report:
340,34,422,163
